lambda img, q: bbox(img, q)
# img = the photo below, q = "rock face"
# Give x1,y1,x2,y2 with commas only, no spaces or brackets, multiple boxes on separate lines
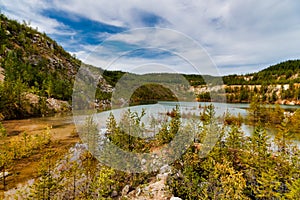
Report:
122,165,173,200
46,98,70,112
23,93,70,116
276,99,300,105
191,84,300,105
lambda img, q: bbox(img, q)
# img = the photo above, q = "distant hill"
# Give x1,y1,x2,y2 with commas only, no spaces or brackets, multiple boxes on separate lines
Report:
87,60,300,105
255,60,300,82
261,60,300,73
223,60,300,85
129,83,178,106
192,60,300,104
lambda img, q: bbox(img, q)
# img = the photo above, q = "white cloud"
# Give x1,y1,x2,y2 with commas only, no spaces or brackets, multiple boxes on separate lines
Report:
75,28,219,75
0,0,75,35
1,0,300,75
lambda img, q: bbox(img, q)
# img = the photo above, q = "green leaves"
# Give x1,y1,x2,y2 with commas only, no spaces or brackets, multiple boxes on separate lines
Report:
0,14,81,119
0,122,6,138
254,169,281,199
168,103,300,199
90,166,116,198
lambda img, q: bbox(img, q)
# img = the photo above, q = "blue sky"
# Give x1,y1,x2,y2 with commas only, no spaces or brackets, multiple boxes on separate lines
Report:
1,0,300,75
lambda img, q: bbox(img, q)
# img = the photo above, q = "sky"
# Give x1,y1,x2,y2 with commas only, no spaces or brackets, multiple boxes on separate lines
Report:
1,0,300,75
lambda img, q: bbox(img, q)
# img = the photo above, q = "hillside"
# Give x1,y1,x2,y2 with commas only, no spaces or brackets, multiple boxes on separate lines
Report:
100,60,300,87
0,14,112,119
97,60,300,105
130,83,178,106
0,14,81,95
223,59,300,85
185,60,300,104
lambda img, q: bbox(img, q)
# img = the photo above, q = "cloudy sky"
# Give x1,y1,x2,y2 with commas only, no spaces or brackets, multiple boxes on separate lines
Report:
1,0,300,75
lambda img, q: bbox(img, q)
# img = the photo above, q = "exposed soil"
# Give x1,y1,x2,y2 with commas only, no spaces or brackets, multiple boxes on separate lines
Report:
0,113,80,196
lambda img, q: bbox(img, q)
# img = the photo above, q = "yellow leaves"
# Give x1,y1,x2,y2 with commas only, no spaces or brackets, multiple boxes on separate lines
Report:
91,166,116,198
254,169,281,199
0,122,6,137
96,166,115,187
211,160,247,200
285,178,300,199
1,126,52,160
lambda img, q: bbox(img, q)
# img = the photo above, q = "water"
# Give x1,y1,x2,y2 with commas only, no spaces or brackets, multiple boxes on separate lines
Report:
6,102,300,143
2,113,76,140
87,101,300,146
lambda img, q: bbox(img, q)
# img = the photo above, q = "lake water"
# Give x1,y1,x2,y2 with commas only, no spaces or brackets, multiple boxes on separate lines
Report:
93,101,300,123
75,101,297,138
6,101,300,145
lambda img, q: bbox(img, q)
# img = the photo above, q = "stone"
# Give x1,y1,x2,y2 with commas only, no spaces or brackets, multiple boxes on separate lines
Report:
170,197,182,200
111,190,118,198
141,158,147,165
136,187,141,196
122,184,130,196
159,164,171,174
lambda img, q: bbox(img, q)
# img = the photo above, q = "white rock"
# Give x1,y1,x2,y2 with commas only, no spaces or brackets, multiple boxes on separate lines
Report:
122,185,130,196
160,164,171,174
136,187,141,196
111,190,118,197
0,171,9,179
170,197,182,200
141,158,147,165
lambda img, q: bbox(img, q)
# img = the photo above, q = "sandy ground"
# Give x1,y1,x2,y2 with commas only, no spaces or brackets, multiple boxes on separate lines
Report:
0,113,80,194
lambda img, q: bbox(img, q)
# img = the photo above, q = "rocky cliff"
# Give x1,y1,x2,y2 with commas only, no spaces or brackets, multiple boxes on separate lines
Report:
0,14,112,119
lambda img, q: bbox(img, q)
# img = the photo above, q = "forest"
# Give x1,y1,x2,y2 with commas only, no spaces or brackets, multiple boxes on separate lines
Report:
98,62,300,105
0,13,80,119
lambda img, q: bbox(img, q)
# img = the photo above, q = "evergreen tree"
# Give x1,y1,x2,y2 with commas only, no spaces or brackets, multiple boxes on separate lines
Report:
285,178,300,199
0,144,13,191
29,153,59,199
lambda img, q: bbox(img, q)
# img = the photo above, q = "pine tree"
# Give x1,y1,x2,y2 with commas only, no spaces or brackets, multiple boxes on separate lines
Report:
275,118,293,155
250,125,270,158
90,166,115,199
0,144,13,191
82,116,99,155
254,169,281,199
285,178,300,199
247,95,267,124
208,160,248,199
29,153,59,199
